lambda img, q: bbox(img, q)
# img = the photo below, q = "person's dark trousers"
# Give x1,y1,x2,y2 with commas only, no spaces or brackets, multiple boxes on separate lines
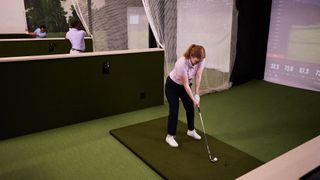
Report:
165,76,195,136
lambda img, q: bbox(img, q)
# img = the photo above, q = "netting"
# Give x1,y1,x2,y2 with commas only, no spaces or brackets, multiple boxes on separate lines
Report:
72,0,147,51
142,0,238,94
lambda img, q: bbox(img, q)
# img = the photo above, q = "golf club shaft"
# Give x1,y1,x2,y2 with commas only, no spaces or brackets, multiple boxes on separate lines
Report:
198,107,212,157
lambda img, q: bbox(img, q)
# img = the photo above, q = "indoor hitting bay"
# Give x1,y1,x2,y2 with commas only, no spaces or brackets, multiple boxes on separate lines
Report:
1,0,320,179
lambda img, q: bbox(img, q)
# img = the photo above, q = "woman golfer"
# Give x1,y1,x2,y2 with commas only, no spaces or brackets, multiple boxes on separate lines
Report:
165,44,206,147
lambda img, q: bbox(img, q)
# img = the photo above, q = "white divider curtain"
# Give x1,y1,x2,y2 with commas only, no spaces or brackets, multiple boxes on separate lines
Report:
71,0,93,38
142,0,177,80
143,0,238,94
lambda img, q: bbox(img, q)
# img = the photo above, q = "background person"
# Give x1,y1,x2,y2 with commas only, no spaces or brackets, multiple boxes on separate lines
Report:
65,20,86,54
29,25,47,38
165,44,206,148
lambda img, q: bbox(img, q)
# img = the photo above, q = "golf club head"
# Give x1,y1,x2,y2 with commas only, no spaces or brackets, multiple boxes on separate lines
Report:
210,157,218,163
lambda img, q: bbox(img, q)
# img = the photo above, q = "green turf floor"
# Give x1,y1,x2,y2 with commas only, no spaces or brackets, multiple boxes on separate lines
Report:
0,80,319,179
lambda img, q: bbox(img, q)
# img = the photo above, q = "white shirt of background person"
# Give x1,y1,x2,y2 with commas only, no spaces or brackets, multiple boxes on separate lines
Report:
34,28,47,38
66,28,86,54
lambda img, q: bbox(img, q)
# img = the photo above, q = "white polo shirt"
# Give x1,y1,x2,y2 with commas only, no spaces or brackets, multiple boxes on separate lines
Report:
66,28,86,51
34,28,46,38
169,57,205,85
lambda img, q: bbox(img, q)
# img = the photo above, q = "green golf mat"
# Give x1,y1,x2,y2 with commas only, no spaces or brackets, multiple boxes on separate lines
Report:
110,117,264,179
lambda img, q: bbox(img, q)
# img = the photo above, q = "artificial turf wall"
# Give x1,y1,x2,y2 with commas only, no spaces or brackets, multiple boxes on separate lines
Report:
0,49,164,139
0,38,93,58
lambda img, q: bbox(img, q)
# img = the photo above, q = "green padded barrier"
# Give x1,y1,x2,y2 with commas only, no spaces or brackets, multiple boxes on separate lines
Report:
0,38,93,57
0,49,164,139
0,34,31,39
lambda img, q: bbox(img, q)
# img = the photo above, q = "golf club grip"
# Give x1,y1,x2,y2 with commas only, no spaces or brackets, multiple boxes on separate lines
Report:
197,107,201,112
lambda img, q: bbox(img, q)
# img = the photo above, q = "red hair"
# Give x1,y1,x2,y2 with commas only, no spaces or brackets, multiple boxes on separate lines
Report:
183,44,206,60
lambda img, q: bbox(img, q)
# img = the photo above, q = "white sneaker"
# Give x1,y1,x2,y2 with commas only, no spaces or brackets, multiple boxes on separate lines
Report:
166,135,179,147
187,129,201,140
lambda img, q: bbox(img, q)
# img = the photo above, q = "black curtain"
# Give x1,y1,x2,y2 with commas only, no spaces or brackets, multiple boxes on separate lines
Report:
149,25,157,48
230,0,272,85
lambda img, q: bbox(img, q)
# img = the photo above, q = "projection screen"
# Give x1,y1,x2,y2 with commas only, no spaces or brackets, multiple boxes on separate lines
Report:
264,0,320,91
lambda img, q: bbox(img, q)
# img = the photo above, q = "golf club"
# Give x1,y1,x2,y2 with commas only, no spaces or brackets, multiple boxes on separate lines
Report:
198,107,218,163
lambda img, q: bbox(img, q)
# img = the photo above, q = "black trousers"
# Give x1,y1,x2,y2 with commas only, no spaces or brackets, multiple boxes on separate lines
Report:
165,76,194,135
